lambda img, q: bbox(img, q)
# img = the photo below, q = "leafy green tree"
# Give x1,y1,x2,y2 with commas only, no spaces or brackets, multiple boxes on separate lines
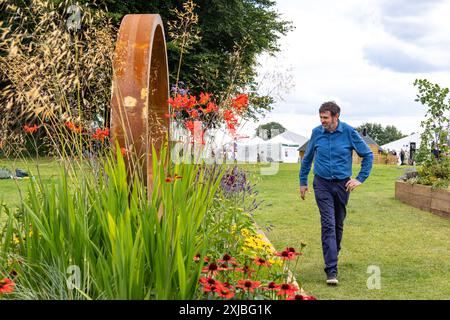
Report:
87,0,293,120
256,122,286,140
355,123,406,146
413,79,450,164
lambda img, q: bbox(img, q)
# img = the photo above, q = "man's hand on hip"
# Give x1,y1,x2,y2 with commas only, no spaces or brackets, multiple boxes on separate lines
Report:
300,186,308,200
345,178,361,192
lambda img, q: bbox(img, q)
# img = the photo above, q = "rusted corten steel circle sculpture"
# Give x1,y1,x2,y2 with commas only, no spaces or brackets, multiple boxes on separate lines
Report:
110,14,169,187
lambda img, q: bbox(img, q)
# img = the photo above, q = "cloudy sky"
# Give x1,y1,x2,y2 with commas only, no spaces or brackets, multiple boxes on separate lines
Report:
239,0,450,139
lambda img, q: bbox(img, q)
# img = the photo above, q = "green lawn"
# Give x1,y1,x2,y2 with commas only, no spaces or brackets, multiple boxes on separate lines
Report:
250,163,450,300
0,158,59,209
1,159,450,299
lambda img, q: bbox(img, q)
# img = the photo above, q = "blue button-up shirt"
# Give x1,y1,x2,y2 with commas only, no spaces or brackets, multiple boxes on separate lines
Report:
299,121,373,186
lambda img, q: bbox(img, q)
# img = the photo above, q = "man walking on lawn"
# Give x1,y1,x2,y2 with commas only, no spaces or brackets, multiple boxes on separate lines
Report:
299,101,373,285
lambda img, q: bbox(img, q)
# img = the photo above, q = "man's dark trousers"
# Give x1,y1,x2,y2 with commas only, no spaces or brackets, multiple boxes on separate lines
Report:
313,175,350,277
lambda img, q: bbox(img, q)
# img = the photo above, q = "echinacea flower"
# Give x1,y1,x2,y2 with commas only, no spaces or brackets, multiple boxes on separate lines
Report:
235,265,255,276
202,263,219,275
217,287,235,299
286,247,302,256
218,253,237,265
193,253,201,263
236,279,260,293
264,281,280,291
0,278,15,294
276,283,298,297
275,250,296,260
254,257,271,267
287,294,317,300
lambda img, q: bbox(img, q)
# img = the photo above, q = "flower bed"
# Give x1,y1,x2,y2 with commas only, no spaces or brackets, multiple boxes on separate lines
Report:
395,181,450,219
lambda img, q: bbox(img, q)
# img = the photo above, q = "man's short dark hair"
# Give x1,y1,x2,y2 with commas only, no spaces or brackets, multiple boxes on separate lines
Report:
319,101,340,116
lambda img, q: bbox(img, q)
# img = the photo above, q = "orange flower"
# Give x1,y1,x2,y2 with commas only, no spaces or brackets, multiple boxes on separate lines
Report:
254,257,271,267
236,279,260,293
65,121,82,133
202,262,220,276
217,287,235,299
232,93,249,113
275,250,296,260
287,294,317,300
190,109,199,118
120,147,127,157
276,283,298,297
184,120,195,134
199,92,212,104
0,278,15,294
165,176,173,183
23,124,39,134
92,128,109,142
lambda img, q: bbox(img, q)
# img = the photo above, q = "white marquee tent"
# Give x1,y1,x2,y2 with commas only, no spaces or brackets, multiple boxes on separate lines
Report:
258,131,308,163
380,132,422,154
235,136,265,162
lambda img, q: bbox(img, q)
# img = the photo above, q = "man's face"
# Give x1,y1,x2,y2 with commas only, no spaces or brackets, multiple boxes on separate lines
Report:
320,111,339,131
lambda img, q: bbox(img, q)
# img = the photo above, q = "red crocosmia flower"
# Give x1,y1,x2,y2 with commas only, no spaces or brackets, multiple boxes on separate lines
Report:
231,93,249,113
190,109,199,118
202,263,219,275
276,283,298,297
236,279,260,293
65,121,82,133
23,124,39,134
199,92,211,105
120,147,127,157
0,278,15,294
254,257,271,267
184,120,195,134
92,128,109,142
168,94,188,109
174,174,183,180
204,102,218,114
165,176,173,183
217,287,235,299
186,95,197,109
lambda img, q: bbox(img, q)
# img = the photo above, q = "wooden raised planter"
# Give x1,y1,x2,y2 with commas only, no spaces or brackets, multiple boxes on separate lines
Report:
395,181,450,219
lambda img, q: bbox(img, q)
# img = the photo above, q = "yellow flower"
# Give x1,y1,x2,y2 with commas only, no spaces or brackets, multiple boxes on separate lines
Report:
13,235,20,245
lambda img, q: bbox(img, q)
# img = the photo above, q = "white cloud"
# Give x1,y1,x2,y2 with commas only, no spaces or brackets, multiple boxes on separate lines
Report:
248,0,450,138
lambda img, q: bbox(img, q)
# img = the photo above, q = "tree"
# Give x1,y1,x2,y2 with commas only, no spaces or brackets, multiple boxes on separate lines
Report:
413,79,450,164
355,123,406,146
256,122,286,140
88,0,294,120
